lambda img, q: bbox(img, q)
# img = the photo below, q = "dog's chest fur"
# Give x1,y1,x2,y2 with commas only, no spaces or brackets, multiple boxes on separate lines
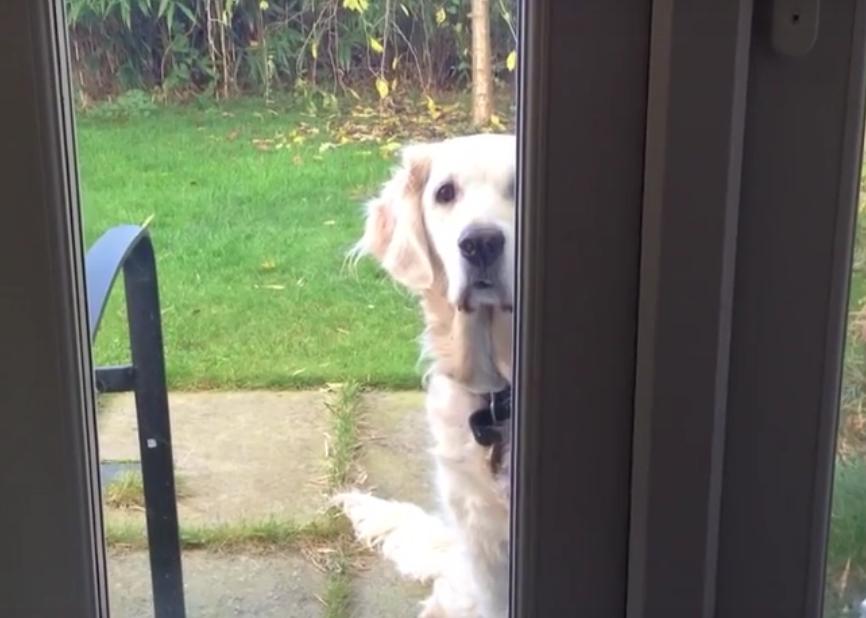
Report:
421,291,513,618
420,281,512,394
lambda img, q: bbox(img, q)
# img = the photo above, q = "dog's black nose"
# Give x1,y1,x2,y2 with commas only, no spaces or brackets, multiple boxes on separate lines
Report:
459,226,505,268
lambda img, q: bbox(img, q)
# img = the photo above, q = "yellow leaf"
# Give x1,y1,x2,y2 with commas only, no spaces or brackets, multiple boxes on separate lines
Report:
506,50,517,72
390,77,398,92
400,3,409,16
435,6,446,25
259,0,269,9
260,259,277,271
342,0,369,12
369,37,384,54
426,96,441,119
391,55,400,70
490,114,506,130
375,77,389,99
311,40,318,60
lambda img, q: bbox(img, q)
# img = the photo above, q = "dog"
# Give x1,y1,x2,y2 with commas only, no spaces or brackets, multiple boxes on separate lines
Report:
336,133,516,617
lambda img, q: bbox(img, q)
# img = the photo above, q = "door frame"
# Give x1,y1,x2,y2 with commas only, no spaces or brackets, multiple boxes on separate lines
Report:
0,1,107,616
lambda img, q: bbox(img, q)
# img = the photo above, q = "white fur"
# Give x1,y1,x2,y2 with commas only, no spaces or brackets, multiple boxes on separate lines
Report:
339,134,515,618
332,492,457,582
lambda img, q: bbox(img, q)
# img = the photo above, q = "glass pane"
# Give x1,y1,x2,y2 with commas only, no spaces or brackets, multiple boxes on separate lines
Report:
826,144,866,617
67,1,519,615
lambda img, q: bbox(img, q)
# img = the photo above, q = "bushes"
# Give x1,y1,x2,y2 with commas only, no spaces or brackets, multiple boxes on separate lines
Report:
66,0,517,102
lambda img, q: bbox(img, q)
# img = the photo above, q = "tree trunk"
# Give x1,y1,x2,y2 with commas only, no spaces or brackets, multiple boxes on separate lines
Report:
471,0,494,127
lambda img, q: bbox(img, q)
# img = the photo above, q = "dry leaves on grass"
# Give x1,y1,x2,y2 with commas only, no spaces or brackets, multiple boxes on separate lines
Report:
246,97,514,158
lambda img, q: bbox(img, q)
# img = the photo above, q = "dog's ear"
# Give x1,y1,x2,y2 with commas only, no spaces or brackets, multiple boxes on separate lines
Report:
355,144,434,291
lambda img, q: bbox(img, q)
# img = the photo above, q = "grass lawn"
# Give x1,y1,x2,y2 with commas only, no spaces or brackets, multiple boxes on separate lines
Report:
79,99,429,390
821,200,866,616
827,460,866,617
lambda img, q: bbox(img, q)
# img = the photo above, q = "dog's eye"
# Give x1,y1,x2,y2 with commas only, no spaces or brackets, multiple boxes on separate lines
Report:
435,181,457,204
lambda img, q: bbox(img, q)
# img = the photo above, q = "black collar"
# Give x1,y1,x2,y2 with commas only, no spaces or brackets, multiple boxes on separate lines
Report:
469,387,512,447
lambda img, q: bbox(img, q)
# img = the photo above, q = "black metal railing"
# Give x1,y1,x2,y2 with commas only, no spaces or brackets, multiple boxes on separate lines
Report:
86,225,185,618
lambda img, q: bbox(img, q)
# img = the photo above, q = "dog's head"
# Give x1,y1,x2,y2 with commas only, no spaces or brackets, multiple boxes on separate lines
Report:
355,133,516,312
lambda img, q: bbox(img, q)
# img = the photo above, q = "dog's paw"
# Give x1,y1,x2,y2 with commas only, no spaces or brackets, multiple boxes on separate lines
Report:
332,490,457,582
418,574,480,618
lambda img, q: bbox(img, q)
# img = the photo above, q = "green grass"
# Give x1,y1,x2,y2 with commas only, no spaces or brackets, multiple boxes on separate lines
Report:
826,199,866,616
78,98,423,390
104,470,189,509
323,556,353,618
104,471,146,509
826,460,866,617
325,382,363,490
105,512,349,551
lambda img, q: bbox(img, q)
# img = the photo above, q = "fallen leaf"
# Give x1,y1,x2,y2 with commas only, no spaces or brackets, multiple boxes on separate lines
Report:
342,0,369,12
375,77,390,99
435,6,446,25
506,50,517,72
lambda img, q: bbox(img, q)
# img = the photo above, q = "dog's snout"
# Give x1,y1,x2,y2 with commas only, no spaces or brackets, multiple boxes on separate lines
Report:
459,226,505,268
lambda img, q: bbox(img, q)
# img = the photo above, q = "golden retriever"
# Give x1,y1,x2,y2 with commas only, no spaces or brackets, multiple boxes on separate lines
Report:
336,133,516,618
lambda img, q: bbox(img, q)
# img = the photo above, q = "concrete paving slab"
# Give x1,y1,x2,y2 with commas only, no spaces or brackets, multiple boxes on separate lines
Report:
99,390,439,617
98,391,331,524
358,391,438,511
108,549,327,618
352,557,429,617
